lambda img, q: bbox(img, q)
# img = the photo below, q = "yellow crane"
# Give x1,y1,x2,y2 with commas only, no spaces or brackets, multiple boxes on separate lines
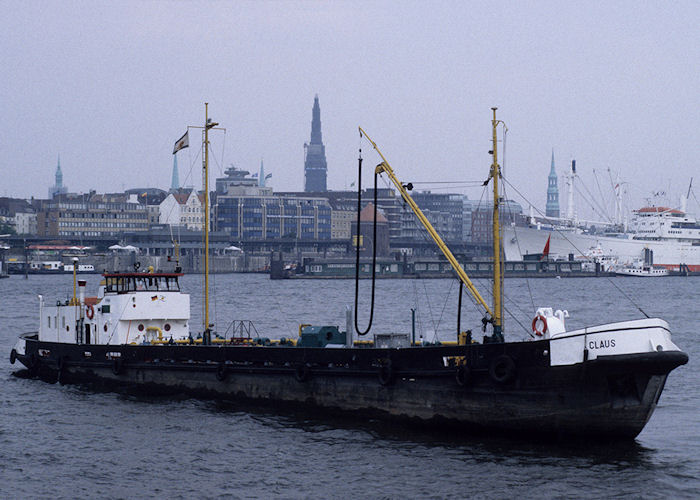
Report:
358,126,495,321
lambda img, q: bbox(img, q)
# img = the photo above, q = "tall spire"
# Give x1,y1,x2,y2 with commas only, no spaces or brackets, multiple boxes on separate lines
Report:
549,149,556,175
259,158,265,187
55,155,63,188
49,154,68,198
170,154,180,191
546,149,560,218
310,94,322,144
304,94,328,192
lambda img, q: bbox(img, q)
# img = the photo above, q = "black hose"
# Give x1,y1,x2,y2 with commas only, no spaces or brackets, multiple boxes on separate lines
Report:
354,153,379,336
457,280,463,338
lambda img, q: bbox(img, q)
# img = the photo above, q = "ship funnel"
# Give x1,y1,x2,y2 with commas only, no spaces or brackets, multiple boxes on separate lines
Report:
78,279,87,306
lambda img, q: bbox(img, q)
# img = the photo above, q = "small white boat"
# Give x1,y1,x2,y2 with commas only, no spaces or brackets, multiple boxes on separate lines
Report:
615,261,669,277
63,264,96,274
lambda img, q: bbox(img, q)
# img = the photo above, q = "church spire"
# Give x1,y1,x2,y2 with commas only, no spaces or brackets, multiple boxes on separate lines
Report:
304,94,328,192
171,154,180,191
55,155,63,188
546,149,560,218
49,154,68,198
310,94,322,145
550,149,556,174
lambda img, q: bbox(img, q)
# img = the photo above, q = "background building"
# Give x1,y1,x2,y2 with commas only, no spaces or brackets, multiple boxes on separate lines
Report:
408,191,464,243
329,201,355,240
546,150,560,218
352,203,390,257
303,95,328,192
464,199,523,243
215,167,331,240
0,197,37,235
48,156,68,198
35,192,149,237
125,188,168,226
159,190,205,230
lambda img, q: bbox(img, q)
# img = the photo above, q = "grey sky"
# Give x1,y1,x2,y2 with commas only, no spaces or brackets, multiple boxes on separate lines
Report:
1,1,698,220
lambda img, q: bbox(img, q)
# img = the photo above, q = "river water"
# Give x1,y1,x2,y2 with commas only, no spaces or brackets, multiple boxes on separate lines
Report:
1,273,698,499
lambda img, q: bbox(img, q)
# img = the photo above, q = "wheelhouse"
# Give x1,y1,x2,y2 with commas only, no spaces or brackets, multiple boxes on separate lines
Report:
103,272,183,294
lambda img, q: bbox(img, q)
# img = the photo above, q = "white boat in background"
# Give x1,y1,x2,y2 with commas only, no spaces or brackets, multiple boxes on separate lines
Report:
63,264,96,274
615,261,669,277
581,244,619,272
504,205,700,272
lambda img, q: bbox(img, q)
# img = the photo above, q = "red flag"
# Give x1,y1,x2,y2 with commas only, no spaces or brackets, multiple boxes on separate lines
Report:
540,235,551,260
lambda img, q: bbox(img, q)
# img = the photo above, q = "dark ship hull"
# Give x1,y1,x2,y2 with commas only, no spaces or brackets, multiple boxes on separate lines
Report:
13,333,687,439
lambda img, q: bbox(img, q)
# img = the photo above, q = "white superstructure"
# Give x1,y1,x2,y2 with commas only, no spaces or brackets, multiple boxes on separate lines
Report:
38,272,190,345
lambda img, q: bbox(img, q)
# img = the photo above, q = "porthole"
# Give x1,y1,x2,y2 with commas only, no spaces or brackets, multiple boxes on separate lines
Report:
164,323,171,332
138,324,145,332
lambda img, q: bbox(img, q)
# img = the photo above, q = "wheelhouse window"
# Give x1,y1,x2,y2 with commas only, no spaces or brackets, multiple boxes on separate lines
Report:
105,274,181,293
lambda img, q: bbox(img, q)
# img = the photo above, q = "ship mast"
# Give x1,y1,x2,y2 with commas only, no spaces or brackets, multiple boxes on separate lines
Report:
203,103,218,341
490,108,504,341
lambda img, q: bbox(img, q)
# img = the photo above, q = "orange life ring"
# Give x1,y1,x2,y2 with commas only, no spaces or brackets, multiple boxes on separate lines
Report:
86,304,94,319
532,314,547,336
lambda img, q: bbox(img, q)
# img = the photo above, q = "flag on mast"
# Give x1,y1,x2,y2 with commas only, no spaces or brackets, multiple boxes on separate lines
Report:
173,131,189,154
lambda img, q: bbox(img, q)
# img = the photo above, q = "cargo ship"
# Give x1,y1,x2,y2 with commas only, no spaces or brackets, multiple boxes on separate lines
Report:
10,107,688,439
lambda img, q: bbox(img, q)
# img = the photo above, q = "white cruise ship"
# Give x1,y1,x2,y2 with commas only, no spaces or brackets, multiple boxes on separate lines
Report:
503,206,700,272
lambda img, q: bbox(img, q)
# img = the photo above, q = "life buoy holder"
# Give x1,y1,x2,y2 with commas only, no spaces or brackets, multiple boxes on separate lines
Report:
294,364,310,382
489,354,516,384
532,314,548,337
86,304,94,320
56,356,68,384
215,363,228,382
455,365,472,387
378,360,394,386
112,358,123,376
28,353,39,376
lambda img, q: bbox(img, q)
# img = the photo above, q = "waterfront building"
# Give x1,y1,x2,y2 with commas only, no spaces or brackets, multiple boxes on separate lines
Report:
123,224,229,257
35,192,148,237
215,167,331,240
330,202,355,240
408,191,464,243
125,188,168,226
546,150,560,218
303,95,328,192
363,188,404,240
48,156,68,198
352,203,390,257
464,199,523,243
159,190,205,230
216,165,266,196
0,198,37,235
